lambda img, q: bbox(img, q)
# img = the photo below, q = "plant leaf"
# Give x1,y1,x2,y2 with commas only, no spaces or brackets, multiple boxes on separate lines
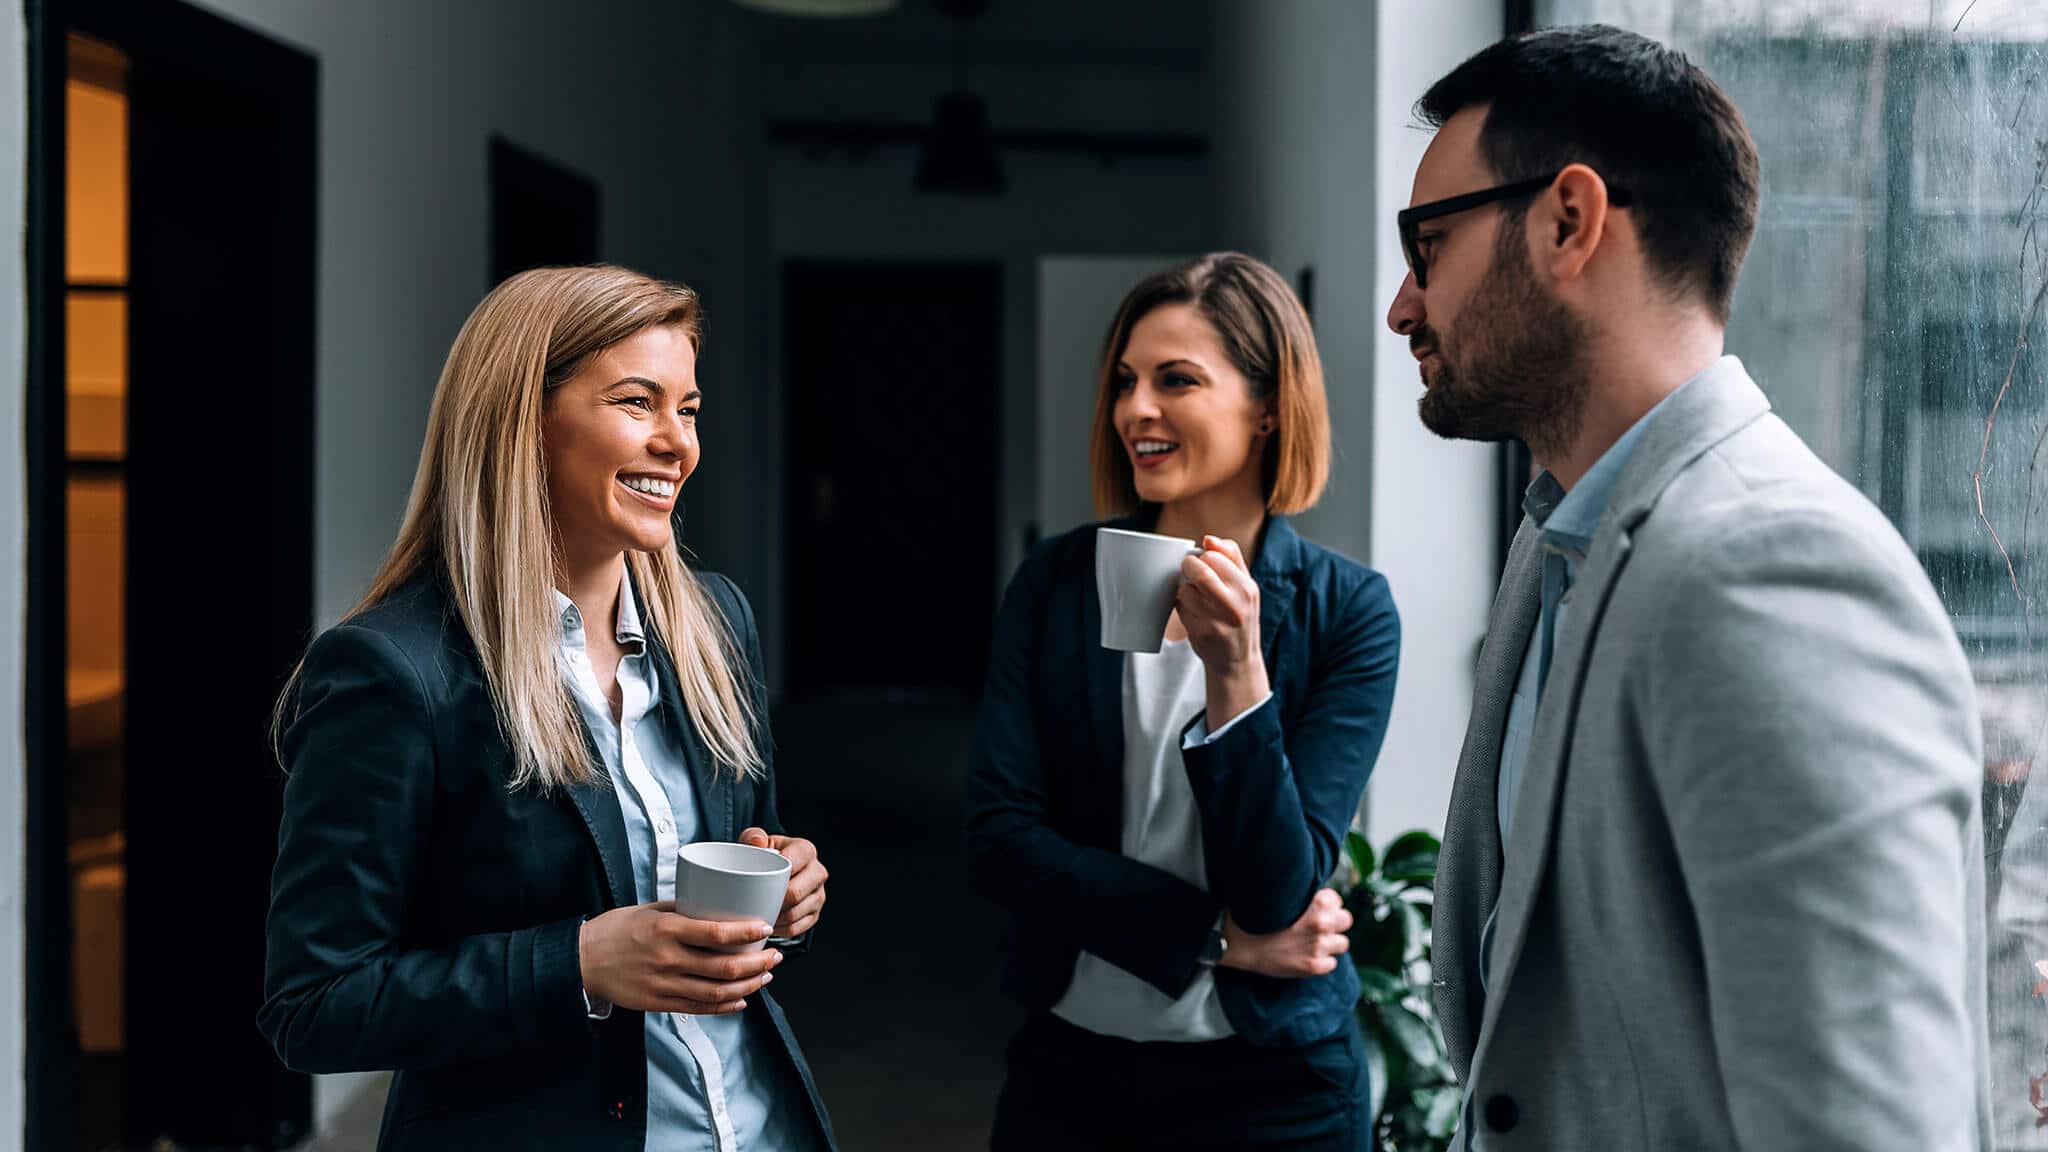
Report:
1397,900,1428,965
1369,902,1410,971
1426,1085,1463,1139
1346,827,1376,882
1373,1001,1443,1075
1382,830,1441,884
1357,966,1407,1004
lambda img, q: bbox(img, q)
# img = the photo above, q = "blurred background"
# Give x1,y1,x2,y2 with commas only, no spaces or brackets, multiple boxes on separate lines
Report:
10,0,2048,1148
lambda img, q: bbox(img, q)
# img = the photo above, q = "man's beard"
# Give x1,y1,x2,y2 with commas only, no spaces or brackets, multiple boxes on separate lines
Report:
1415,221,1590,461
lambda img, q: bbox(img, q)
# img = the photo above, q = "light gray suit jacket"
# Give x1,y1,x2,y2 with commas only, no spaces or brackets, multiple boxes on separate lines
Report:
1435,358,1992,1150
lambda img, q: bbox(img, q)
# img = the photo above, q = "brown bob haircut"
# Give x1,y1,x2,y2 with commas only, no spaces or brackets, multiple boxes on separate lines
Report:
1090,252,1330,518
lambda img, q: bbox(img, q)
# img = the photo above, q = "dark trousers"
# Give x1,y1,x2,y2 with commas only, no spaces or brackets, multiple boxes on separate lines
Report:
990,1011,1372,1151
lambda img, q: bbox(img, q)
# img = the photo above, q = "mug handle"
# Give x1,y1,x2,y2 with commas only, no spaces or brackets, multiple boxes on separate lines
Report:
766,931,813,957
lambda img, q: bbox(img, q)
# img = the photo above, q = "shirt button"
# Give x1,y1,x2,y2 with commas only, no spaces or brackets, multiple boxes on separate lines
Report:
657,820,671,834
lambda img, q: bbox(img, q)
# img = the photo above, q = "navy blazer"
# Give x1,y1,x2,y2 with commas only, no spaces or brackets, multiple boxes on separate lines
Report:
965,513,1401,1049
258,571,834,1152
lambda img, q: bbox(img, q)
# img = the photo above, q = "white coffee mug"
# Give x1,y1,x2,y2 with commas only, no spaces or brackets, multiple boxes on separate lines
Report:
1096,527,1204,653
675,841,791,953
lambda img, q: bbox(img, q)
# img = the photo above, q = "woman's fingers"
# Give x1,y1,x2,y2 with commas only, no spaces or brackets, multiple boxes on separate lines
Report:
654,993,751,1016
1178,556,1249,624
668,915,774,952
1313,906,1352,936
784,858,828,911
1201,535,1249,572
663,967,776,1007
671,943,780,982
779,888,826,938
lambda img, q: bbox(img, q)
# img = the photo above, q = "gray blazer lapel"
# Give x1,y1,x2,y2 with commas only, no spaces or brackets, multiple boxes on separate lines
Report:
1469,356,1775,1065
1473,522,1635,1062
1436,518,1544,1080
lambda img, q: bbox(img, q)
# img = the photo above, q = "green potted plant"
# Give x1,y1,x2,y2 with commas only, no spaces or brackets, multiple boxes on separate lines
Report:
1337,827,1460,1152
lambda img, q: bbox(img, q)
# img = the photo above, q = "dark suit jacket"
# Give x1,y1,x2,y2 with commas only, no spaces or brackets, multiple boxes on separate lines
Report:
258,570,834,1152
965,513,1400,1049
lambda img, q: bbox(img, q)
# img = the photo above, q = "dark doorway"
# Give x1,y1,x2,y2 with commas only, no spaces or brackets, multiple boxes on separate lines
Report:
28,1,317,1148
490,135,599,286
782,262,1002,694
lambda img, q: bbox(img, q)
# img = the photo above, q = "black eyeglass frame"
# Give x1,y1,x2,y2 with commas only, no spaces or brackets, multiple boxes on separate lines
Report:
1397,169,1633,289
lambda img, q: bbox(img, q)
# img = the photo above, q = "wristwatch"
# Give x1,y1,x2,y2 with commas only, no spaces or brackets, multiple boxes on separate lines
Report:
1196,923,1229,969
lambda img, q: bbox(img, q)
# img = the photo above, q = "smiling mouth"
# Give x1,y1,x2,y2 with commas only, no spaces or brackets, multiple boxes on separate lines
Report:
618,475,677,504
1130,438,1179,463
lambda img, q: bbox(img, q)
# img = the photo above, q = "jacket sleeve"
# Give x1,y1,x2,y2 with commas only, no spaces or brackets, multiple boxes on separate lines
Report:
1180,571,1401,933
964,547,1222,999
257,625,589,1074
1646,512,1982,1152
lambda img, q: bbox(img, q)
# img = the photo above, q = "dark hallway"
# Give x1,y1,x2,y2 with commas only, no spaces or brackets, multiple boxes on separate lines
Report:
766,688,1022,1151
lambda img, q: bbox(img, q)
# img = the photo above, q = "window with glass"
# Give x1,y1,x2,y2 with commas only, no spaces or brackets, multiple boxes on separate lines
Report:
1535,0,2048,1143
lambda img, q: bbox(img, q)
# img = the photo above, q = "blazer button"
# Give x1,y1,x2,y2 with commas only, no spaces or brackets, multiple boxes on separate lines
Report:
1484,1094,1519,1133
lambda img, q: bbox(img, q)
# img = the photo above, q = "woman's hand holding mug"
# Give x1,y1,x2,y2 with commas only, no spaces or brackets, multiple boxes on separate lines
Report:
739,827,828,939
578,901,782,1015
1177,535,1271,729
1218,888,1353,978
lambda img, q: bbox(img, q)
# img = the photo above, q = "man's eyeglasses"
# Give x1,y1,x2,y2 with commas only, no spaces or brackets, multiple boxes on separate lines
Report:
1397,170,1633,290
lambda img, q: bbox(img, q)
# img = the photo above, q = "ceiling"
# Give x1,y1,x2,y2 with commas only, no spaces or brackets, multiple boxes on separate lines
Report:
735,0,1215,75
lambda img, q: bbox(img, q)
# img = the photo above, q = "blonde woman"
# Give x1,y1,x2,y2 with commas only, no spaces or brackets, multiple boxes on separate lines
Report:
259,266,834,1151
967,253,1400,1149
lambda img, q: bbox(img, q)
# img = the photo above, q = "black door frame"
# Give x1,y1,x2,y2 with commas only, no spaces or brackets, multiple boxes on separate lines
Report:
23,0,318,1145
24,2,74,1146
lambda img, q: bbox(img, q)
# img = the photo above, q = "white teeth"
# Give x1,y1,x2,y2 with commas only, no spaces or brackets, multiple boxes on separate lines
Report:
1134,440,1178,456
622,476,674,497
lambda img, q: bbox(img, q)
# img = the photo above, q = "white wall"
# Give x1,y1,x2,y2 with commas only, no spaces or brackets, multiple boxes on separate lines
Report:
1212,0,1500,846
172,0,768,1141
3,8,28,1150
1367,0,1501,846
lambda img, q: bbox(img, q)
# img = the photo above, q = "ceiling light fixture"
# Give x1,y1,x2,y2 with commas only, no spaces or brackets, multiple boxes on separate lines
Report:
729,0,896,16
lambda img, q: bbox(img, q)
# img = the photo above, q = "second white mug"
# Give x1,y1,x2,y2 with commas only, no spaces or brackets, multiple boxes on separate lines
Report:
1095,527,1203,653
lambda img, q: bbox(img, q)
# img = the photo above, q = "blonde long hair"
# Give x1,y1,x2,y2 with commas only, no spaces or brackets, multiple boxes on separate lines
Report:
285,264,762,789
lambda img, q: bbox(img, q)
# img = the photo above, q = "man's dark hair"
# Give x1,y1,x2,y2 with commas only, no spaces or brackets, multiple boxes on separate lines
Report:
1418,25,1760,323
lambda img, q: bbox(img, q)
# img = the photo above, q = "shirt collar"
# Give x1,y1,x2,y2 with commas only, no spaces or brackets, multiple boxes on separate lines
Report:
1522,364,1710,557
552,568,647,649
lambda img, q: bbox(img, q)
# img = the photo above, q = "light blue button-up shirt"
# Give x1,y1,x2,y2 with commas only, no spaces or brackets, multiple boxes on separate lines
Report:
1492,369,1705,864
555,575,801,1151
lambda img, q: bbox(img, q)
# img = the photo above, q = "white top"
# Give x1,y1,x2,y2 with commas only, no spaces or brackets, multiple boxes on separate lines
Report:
1052,638,1235,1042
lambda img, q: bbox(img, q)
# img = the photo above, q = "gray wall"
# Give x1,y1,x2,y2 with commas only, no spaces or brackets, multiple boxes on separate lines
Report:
3,6,27,1146
1036,255,1191,538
